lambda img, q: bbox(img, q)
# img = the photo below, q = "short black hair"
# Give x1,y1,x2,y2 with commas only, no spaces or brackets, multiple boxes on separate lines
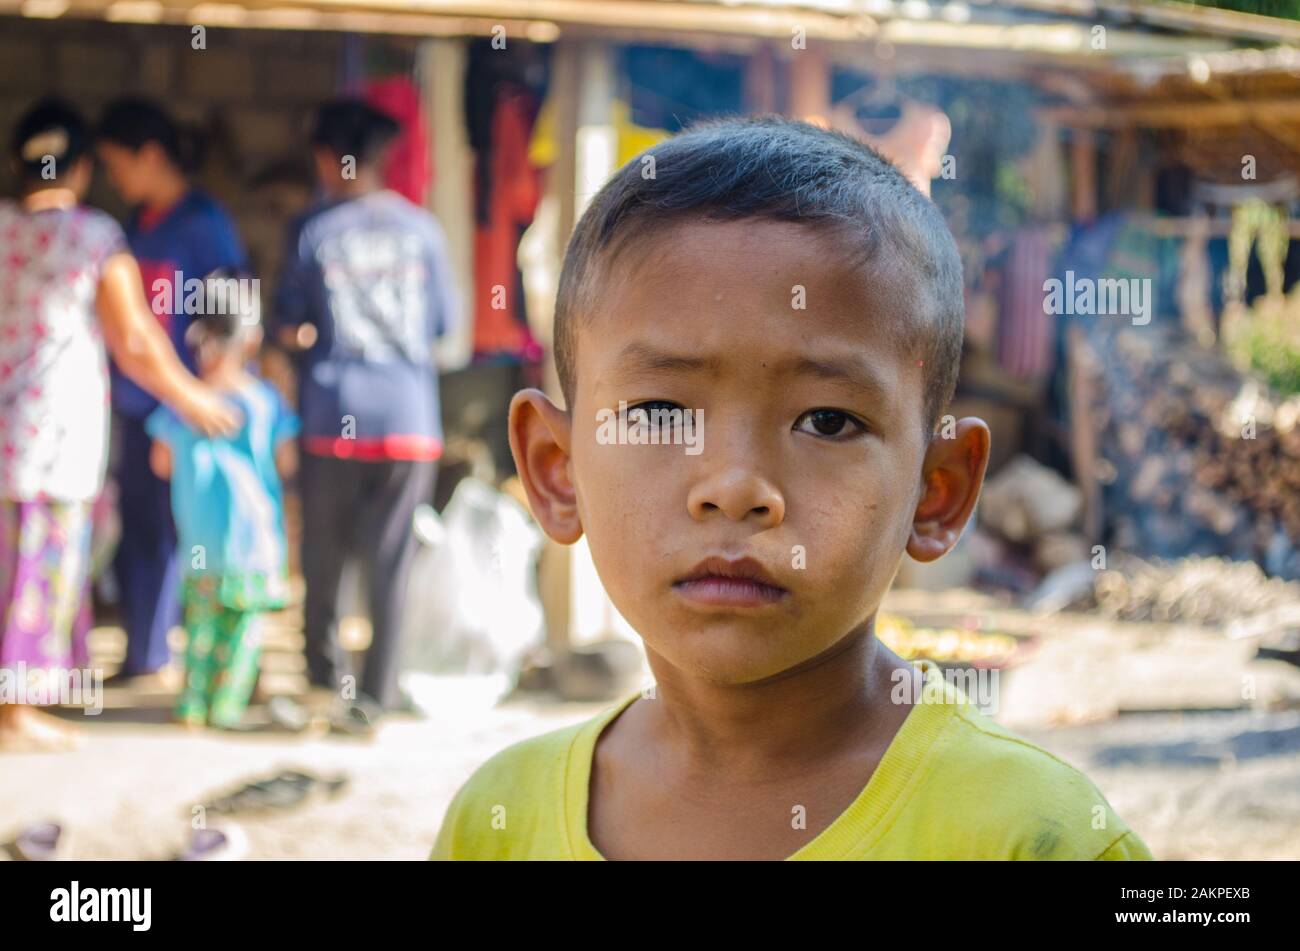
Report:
309,99,400,167
554,115,964,432
10,98,90,185
97,98,196,170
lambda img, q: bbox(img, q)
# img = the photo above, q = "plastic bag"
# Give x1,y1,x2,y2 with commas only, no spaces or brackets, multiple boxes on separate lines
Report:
399,477,545,712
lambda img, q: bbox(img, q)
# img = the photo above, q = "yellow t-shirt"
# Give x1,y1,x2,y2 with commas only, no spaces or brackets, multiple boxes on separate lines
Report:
431,660,1154,860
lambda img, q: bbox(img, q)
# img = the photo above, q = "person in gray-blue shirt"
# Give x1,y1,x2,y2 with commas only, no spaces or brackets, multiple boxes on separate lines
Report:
273,99,459,727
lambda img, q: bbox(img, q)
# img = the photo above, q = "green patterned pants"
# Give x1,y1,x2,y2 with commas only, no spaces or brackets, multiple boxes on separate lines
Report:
175,579,264,729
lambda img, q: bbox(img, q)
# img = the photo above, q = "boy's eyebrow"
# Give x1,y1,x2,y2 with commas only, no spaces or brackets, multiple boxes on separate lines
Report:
610,345,896,401
781,355,893,402
612,341,722,376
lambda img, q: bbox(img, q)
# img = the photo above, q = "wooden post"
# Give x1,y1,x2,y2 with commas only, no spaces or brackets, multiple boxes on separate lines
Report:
420,38,474,371
1026,120,1067,221
574,39,618,211
1067,324,1103,544
1071,128,1098,224
550,39,581,269
788,43,831,124
537,40,580,660
745,41,778,114
536,39,624,657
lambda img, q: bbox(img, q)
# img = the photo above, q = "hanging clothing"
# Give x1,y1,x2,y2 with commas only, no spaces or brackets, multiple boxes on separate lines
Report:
622,45,745,132
472,84,542,361
366,76,434,207
996,226,1056,380
529,97,670,171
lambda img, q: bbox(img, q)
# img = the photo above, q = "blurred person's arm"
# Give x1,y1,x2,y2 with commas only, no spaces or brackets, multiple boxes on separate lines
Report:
259,343,298,405
96,253,239,437
275,440,298,481
272,217,319,352
149,440,172,481
276,324,317,351
271,390,302,482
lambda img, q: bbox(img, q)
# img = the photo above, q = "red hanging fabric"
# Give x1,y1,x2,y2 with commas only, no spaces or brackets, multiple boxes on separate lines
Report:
472,85,542,360
365,76,433,206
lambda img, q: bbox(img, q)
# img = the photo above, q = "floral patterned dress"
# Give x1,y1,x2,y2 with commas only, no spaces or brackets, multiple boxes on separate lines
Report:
0,200,123,679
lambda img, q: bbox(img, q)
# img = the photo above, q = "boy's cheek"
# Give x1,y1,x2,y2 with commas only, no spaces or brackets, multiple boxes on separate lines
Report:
789,504,913,602
574,438,686,511
572,457,668,554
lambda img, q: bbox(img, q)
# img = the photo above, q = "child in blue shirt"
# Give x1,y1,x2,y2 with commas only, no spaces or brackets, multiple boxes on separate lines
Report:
147,271,299,729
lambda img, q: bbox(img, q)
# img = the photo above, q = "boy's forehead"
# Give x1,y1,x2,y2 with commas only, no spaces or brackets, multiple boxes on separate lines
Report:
576,217,931,382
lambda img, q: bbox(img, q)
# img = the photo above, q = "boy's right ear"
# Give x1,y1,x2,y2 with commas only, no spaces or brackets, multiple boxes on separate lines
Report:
508,388,583,544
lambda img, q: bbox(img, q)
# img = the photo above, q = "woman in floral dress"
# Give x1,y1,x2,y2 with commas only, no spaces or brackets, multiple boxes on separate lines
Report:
0,100,237,751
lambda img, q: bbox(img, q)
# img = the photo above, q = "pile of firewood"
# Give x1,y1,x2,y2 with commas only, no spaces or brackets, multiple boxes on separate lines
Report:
1087,555,1300,625
1078,324,1300,580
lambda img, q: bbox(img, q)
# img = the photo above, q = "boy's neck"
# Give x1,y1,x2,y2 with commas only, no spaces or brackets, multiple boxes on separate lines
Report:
638,618,916,776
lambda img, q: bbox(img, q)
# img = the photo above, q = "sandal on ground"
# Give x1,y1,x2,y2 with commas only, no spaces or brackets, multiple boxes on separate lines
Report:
204,768,349,816
329,697,383,738
3,821,69,860
176,824,248,861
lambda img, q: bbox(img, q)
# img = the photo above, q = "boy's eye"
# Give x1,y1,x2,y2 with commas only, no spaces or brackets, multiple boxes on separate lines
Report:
794,408,867,440
625,400,684,431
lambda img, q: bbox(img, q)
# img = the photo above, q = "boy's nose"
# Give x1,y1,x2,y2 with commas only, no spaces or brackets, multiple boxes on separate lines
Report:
687,469,785,528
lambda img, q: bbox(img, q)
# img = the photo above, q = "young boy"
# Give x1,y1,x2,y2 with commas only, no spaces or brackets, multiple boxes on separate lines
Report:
148,271,299,729
432,117,1153,860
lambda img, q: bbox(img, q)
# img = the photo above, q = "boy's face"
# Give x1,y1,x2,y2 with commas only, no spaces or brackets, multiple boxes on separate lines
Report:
513,218,987,685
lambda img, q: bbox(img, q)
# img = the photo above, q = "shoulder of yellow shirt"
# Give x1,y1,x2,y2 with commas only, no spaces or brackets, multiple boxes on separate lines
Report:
431,712,588,861
430,696,1154,861
922,701,1154,861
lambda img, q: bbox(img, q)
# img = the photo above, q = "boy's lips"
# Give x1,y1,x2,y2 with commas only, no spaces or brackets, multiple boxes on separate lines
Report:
672,556,788,609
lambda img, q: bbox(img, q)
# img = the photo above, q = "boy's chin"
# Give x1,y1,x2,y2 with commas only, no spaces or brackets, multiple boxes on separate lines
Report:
648,635,823,687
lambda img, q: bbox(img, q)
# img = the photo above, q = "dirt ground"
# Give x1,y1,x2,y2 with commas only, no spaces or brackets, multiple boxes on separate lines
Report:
3,591,1300,861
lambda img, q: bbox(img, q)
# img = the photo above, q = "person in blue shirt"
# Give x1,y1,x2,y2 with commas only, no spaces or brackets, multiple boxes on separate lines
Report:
96,99,250,683
147,271,299,729
273,99,459,723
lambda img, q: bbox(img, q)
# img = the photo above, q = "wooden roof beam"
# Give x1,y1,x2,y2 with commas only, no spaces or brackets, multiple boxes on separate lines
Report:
1041,98,1300,128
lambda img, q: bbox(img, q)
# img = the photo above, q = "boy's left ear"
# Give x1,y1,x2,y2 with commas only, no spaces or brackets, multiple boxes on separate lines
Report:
906,416,990,563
